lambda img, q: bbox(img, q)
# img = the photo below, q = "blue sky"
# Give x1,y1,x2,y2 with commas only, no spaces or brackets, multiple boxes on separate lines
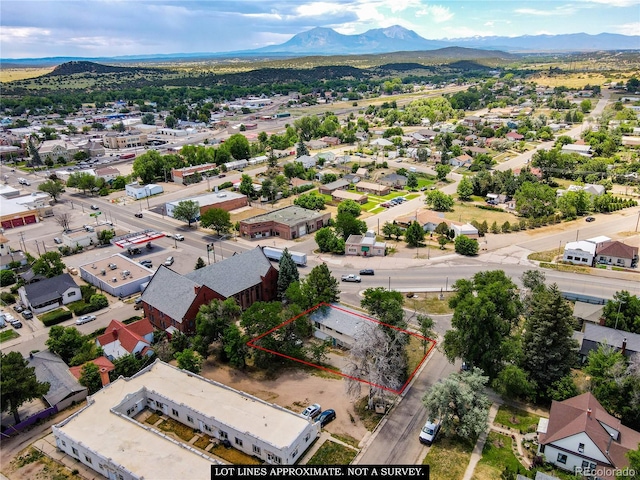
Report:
2,0,639,59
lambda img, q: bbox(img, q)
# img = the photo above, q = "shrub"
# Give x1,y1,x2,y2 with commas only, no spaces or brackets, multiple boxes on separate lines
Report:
41,309,73,326
1,291,16,305
90,294,108,310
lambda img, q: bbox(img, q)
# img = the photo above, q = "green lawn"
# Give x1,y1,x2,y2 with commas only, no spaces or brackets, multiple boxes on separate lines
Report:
306,440,358,465
0,329,19,343
494,405,544,434
423,435,475,480
471,432,525,480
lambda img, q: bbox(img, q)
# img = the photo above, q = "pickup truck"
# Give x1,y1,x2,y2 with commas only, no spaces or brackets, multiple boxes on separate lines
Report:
341,274,361,283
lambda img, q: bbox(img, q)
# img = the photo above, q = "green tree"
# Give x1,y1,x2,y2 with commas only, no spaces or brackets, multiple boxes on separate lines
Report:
238,174,256,198
32,251,66,278
46,325,86,364
294,192,326,210
521,284,578,397
194,257,206,270
418,315,436,354
454,235,479,256
337,199,362,218
38,180,65,203
0,270,16,287
361,287,406,332
492,365,535,401
222,324,249,369
170,331,190,355
301,263,341,307
334,212,367,240
97,229,115,246
422,368,490,439
1,351,50,423
200,208,231,235
456,176,474,201
435,164,451,181
194,298,241,357
175,348,203,374
111,354,143,380
514,182,556,218
79,362,102,394
226,134,251,160
602,291,640,333
407,173,418,190
425,190,454,211
277,249,300,300
382,222,403,240
172,200,200,227
66,171,96,194
584,344,631,423
443,271,521,379
405,221,425,247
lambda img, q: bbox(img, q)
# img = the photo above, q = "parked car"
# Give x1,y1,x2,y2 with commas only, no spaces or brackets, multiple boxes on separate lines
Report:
173,234,185,241
21,310,33,320
134,297,144,310
586,216,596,222
301,404,322,419
13,304,24,313
139,260,153,268
359,269,375,276
90,204,100,210
134,212,144,218
12,321,23,329
53,237,63,244
76,315,97,325
341,274,361,283
83,225,95,232
419,419,441,445
164,256,174,266
316,409,336,427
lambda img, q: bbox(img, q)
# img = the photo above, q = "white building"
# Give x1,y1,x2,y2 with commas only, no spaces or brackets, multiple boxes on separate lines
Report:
53,361,320,480
125,182,163,199
563,240,597,266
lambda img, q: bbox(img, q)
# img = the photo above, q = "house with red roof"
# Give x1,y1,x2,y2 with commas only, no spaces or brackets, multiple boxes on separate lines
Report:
595,241,639,269
537,392,640,479
69,356,115,387
96,319,154,361
506,131,525,141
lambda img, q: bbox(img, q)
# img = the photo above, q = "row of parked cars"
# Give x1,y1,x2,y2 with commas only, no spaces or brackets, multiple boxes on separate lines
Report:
380,197,406,208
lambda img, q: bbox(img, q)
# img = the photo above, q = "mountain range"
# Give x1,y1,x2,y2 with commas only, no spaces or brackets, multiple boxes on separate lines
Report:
5,25,639,66
251,26,639,55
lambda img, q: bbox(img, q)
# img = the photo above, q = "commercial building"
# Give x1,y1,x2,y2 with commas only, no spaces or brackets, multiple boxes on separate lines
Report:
0,192,53,229
170,163,218,185
125,182,163,200
239,206,331,241
345,231,386,257
103,130,148,149
165,191,248,219
79,254,153,298
52,361,320,479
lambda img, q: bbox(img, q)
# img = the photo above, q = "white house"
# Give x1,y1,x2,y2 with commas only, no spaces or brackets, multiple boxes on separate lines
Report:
345,231,386,257
538,392,640,480
52,360,320,480
96,319,154,361
310,303,371,348
451,222,480,239
19,273,81,314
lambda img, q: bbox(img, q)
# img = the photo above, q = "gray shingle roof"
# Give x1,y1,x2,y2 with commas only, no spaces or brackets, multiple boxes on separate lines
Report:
28,350,87,407
141,266,201,322
240,206,325,227
24,273,78,306
309,303,371,339
186,247,273,298
580,323,640,356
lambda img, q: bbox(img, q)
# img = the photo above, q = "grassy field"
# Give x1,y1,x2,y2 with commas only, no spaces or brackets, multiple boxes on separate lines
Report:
444,202,516,225
423,435,475,480
406,291,455,315
0,67,54,82
306,440,358,465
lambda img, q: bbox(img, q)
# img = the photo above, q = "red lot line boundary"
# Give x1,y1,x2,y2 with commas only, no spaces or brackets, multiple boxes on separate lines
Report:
246,302,436,394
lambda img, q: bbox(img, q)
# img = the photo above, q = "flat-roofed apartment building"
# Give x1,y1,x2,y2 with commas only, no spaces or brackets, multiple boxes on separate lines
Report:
239,205,331,240
52,361,320,479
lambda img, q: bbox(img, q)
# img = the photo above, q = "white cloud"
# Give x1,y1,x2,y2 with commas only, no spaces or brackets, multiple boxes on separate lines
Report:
295,2,346,17
515,6,577,16
615,21,640,35
581,0,640,6
416,5,454,22
1,26,50,39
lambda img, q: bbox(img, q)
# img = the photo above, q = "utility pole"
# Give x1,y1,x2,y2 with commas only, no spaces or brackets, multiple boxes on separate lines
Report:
18,232,27,253
35,241,41,257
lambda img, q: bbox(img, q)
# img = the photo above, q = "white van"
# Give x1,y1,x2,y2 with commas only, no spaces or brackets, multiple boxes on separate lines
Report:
18,178,31,186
